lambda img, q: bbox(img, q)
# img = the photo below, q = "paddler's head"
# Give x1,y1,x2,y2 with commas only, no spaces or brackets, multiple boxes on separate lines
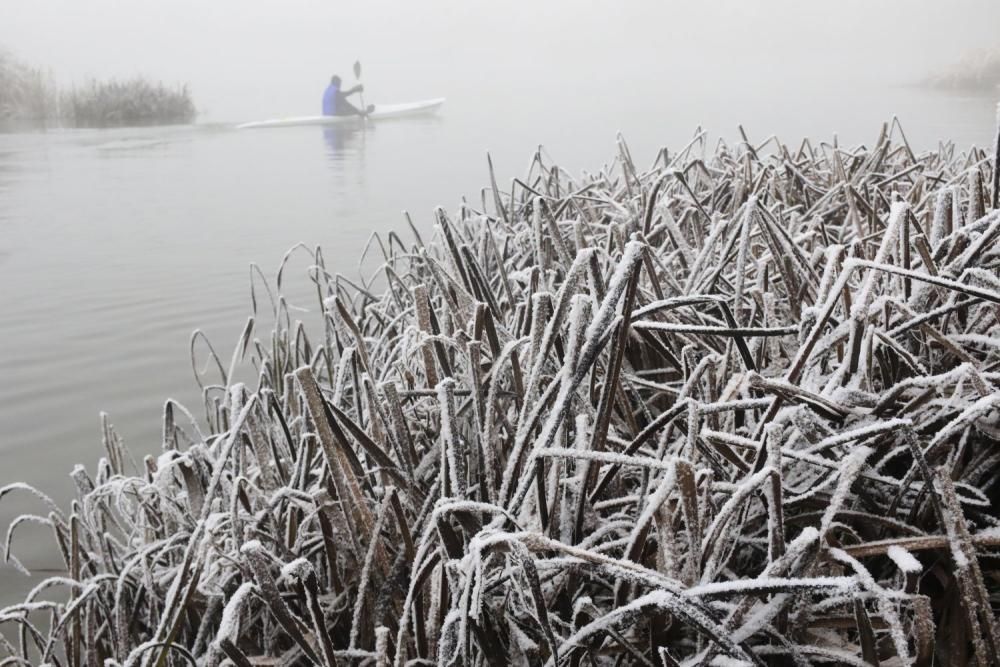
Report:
330,75,342,87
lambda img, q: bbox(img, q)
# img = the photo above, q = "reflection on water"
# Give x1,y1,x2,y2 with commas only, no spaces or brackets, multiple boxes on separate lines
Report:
0,147,23,262
95,137,174,154
0,150,13,197
322,126,360,158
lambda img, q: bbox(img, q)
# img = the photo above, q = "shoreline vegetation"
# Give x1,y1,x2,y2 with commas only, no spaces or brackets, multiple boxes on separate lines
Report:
921,48,1000,93
0,49,196,129
2,113,1000,665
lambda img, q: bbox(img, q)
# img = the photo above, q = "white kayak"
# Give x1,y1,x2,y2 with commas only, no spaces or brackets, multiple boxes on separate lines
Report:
236,98,445,129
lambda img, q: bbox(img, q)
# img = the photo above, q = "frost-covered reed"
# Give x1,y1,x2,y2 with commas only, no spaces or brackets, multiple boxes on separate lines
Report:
4,117,1000,665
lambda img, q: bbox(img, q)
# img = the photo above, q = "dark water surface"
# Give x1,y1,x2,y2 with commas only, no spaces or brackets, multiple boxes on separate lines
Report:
0,84,996,602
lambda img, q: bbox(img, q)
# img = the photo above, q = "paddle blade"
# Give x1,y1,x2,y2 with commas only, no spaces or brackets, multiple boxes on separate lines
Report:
353,60,362,79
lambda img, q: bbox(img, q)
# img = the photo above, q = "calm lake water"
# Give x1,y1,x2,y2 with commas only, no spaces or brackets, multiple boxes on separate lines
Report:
0,83,996,602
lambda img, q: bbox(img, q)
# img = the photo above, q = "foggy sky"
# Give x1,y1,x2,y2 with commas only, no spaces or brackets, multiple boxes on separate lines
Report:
3,0,999,123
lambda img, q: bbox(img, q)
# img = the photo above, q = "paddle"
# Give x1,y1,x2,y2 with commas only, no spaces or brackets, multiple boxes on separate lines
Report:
353,60,369,116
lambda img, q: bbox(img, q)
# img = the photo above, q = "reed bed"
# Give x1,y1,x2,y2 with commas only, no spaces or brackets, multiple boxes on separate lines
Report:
0,50,57,121
61,79,195,128
0,46,195,128
4,116,1000,666
922,48,1000,93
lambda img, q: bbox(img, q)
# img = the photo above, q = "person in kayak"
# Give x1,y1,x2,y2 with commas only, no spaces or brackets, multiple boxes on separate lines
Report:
322,75,370,117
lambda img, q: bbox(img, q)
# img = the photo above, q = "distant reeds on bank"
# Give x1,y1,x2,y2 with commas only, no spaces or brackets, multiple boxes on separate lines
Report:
2,113,1000,665
0,48,195,128
922,47,1000,93
0,50,57,122
62,79,195,128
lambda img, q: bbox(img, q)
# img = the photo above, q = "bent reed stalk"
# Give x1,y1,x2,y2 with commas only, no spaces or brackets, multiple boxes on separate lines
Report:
4,116,1000,665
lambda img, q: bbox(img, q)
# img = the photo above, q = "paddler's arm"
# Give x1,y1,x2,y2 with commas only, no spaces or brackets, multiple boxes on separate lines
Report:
342,84,365,96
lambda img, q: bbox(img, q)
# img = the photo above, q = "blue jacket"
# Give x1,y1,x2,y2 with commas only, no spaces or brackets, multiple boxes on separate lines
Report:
322,83,339,115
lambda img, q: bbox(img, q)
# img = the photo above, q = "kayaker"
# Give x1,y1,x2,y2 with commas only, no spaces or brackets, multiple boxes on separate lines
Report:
322,75,368,117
